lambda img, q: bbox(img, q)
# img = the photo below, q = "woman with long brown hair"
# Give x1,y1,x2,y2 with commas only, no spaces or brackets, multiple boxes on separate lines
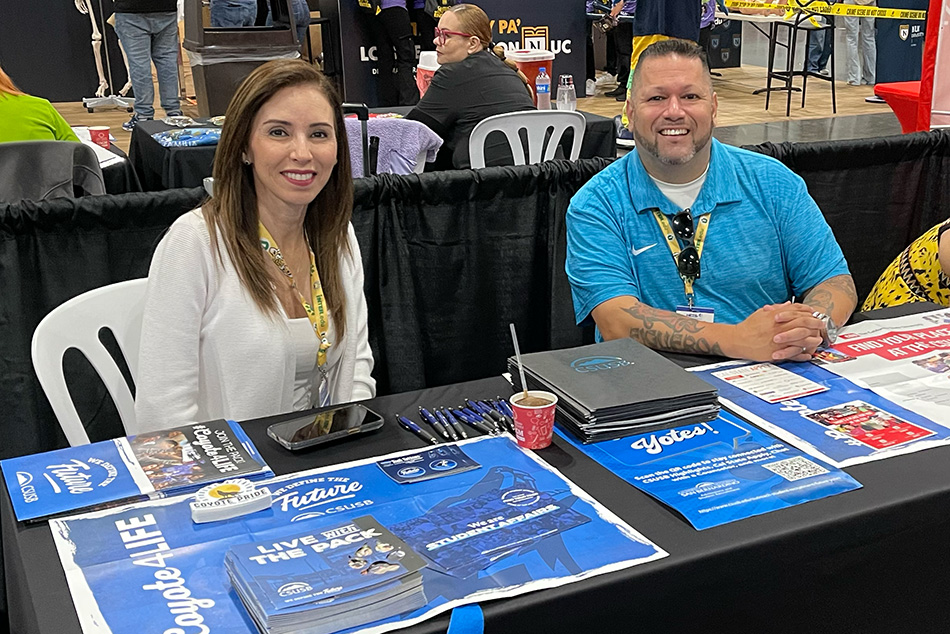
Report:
405,3,534,170
0,64,79,143
134,59,375,432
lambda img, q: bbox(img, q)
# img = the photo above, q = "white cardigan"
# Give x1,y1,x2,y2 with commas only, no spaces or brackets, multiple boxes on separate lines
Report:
133,209,375,433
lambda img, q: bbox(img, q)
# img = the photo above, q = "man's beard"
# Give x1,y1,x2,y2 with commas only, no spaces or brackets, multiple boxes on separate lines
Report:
633,128,713,166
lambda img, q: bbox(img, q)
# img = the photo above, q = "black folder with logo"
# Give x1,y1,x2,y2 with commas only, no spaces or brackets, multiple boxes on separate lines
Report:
508,339,719,443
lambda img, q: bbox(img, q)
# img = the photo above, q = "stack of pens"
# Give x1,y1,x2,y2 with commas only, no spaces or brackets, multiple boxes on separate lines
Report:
395,399,516,445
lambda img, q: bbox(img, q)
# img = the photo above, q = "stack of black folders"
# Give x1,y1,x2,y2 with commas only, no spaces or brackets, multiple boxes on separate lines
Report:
508,338,719,443
225,515,427,634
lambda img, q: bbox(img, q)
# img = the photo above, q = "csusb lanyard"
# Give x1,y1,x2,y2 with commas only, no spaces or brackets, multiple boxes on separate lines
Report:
651,209,711,308
259,222,331,405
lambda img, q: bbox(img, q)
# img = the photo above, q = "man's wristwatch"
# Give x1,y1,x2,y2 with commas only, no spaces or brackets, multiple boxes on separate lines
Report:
812,311,839,346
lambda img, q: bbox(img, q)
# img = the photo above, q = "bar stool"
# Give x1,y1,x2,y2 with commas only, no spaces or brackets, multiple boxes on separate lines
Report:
765,10,837,116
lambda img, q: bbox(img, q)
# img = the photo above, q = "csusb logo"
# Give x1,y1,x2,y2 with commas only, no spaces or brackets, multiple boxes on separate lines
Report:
277,582,313,597
570,356,631,373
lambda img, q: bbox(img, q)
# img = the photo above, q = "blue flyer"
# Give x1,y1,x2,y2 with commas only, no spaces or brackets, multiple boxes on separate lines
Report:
690,360,950,467
1,419,272,521
50,436,667,634
377,444,480,484
559,412,862,530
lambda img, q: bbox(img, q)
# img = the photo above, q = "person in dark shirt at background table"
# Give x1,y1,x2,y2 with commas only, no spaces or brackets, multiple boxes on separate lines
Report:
405,3,535,170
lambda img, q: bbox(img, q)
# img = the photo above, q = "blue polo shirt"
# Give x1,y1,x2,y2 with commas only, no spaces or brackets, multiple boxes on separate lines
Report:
566,139,850,330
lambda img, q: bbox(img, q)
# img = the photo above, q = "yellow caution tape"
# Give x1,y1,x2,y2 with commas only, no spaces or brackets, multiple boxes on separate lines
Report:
723,0,926,19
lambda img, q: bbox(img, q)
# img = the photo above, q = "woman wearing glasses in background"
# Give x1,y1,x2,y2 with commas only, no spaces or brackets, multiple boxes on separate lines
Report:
405,4,534,170
134,60,375,433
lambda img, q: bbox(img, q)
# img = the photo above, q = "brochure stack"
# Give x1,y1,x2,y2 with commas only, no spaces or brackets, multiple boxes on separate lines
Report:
225,515,428,634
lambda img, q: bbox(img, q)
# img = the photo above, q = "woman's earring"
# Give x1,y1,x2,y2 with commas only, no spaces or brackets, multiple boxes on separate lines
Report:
242,154,251,165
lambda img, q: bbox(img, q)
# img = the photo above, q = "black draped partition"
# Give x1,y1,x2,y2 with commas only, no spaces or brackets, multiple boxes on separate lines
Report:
743,130,950,302
0,188,207,459
0,159,608,461
353,160,606,396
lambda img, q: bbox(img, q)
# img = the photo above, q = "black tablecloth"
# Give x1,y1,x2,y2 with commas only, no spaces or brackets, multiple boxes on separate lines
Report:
101,144,141,195
128,120,219,191
127,112,616,191
7,368,950,634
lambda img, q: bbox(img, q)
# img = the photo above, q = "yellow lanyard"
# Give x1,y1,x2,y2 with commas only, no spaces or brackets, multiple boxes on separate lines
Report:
259,223,331,369
652,209,711,306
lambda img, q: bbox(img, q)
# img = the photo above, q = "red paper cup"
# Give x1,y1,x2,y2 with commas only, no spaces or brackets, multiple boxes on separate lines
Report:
89,126,110,149
509,390,558,450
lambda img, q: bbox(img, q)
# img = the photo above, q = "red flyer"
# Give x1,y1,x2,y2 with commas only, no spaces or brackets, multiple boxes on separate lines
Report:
804,401,935,450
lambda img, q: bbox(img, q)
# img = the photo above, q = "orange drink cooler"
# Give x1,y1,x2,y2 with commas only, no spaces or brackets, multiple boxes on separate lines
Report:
507,49,555,106
417,51,440,98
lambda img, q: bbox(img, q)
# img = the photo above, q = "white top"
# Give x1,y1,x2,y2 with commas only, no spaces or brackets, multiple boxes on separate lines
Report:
650,167,709,211
289,317,318,410
133,209,376,433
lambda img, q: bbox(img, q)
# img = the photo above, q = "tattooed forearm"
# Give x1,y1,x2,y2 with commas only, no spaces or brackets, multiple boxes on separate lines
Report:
621,303,725,356
802,274,858,321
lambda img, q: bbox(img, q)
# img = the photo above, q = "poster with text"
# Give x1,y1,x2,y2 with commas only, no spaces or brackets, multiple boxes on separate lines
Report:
50,436,666,634
559,412,861,530
690,359,950,467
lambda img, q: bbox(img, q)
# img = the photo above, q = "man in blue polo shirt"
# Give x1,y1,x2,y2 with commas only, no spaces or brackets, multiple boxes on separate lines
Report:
566,38,857,362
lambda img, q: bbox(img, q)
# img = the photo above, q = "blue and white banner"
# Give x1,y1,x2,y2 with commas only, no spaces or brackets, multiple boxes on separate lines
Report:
2,420,271,522
690,360,950,467
50,436,666,634
559,412,861,530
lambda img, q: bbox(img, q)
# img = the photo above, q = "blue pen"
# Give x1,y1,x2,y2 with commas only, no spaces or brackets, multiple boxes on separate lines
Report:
452,408,495,435
461,406,500,433
396,414,440,445
465,401,502,433
489,398,516,434
433,407,460,441
441,407,468,439
420,407,452,441
495,396,515,419
476,399,507,425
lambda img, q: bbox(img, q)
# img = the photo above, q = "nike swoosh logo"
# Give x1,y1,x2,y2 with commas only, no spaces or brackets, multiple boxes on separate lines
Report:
631,243,657,256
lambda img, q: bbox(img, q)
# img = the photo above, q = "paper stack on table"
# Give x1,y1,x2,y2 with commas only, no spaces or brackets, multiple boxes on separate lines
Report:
225,515,428,634
509,338,719,443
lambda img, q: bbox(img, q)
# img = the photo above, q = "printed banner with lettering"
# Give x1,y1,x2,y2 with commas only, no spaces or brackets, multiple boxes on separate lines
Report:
50,436,666,634
689,355,950,467
558,412,861,530
813,308,950,427
1,420,272,522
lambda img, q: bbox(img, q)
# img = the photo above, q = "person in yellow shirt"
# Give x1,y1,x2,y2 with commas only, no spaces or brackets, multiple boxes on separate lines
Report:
863,221,950,310
0,64,80,143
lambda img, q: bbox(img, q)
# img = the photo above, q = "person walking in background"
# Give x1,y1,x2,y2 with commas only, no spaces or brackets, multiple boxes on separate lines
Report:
361,0,419,106
113,0,181,130
409,0,437,52
210,0,257,26
0,64,79,143
844,0,876,85
806,15,835,76
605,0,635,101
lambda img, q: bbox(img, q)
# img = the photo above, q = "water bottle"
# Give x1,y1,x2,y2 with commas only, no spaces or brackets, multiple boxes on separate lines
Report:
556,75,577,111
535,67,551,110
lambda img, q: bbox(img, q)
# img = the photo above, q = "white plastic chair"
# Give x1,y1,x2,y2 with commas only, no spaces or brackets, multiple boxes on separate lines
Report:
31,279,149,445
468,110,586,169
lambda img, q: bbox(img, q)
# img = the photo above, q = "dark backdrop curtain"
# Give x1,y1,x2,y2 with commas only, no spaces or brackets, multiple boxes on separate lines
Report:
743,130,950,302
352,159,607,394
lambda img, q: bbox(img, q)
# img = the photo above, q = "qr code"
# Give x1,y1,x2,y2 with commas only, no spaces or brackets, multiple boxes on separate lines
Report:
762,456,829,481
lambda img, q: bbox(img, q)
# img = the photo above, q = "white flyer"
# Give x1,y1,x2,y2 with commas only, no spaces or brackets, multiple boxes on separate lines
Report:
711,362,828,403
